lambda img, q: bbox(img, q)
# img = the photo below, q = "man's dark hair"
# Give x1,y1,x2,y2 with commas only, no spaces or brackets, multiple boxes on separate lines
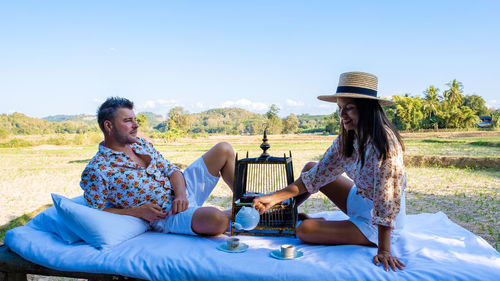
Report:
97,97,134,132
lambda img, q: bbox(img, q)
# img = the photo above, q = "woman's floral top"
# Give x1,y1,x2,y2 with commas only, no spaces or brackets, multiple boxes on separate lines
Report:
80,137,180,212
301,128,406,228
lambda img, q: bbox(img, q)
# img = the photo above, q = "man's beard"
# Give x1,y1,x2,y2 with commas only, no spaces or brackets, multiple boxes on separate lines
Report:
112,128,137,144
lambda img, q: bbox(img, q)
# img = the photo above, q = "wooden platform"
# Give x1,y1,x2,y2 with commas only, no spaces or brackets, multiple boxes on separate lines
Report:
0,244,144,281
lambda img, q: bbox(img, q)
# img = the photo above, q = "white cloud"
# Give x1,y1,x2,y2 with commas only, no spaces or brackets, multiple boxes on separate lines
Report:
107,47,120,56
486,99,498,109
140,99,178,110
318,103,335,109
286,99,304,107
134,98,338,116
143,101,157,109
92,98,104,104
156,99,176,105
220,99,269,112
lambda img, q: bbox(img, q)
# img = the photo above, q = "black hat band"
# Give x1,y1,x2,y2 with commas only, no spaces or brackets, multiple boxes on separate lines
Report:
336,86,377,97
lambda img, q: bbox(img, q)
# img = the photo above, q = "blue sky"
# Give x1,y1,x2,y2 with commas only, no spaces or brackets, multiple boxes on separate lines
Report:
1,0,499,118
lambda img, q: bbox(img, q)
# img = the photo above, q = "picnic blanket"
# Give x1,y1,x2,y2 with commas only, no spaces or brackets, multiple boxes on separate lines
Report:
5,205,500,280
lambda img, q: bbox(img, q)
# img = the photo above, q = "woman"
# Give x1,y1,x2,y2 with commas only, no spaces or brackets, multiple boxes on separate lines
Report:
253,72,406,272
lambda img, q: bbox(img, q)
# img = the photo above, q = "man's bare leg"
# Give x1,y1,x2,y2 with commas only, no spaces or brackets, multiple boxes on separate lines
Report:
202,142,235,191
191,207,229,236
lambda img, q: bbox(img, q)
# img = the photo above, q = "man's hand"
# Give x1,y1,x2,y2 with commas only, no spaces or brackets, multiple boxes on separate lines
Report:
373,250,405,272
168,170,188,215
131,203,167,223
167,196,189,215
253,195,278,214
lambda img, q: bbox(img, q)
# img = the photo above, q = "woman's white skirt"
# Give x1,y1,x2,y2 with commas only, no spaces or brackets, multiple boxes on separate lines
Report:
346,185,406,245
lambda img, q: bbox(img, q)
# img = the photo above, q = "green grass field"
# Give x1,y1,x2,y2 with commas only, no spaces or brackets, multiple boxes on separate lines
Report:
1,132,499,251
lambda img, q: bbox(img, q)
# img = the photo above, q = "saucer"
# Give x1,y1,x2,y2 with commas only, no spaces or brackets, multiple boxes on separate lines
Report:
269,249,304,260
217,242,249,253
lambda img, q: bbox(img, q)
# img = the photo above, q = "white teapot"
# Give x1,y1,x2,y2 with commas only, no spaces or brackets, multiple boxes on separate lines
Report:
232,206,260,231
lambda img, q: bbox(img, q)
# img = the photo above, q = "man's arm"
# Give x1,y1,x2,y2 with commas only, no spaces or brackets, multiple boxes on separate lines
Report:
168,170,189,215
104,203,167,223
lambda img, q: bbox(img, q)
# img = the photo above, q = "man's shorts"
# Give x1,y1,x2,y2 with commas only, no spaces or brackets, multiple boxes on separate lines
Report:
346,185,406,245
151,156,220,235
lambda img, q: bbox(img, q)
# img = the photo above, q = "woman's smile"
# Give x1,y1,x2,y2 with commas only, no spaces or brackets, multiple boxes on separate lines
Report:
337,97,359,132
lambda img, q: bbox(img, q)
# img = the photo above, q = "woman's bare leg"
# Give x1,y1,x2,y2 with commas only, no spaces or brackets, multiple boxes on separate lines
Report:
296,171,374,246
293,162,316,207
294,161,352,213
317,175,353,214
297,219,374,246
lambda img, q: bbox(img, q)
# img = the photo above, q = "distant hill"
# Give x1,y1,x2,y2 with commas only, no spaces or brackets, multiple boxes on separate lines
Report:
43,112,165,127
0,108,332,136
43,114,96,125
297,113,328,120
190,107,265,134
1,112,54,135
139,112,165,128
194,107,262,122
1,112,98,135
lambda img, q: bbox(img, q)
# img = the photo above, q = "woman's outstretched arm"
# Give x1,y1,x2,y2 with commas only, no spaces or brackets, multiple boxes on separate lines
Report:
373,225,406,271
253,178,308,214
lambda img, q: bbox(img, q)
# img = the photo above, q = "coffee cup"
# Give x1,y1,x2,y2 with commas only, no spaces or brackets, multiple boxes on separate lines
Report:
227,238,240,250
281,244,295,258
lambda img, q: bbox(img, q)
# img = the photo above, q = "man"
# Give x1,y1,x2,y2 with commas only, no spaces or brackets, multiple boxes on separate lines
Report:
80,97,235,236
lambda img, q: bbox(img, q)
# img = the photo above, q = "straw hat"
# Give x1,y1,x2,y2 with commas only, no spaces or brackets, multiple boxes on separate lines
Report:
317,72,394,106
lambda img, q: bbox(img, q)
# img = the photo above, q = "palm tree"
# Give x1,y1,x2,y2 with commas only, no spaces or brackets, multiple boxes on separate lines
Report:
423,85,440,118
444,79,464,107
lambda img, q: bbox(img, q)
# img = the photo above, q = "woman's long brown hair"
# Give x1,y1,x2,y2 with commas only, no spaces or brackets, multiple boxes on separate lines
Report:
339,99,404,167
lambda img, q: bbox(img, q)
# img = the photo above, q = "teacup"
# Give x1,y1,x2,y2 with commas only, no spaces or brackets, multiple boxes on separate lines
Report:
281,244,295,258
227,237,240,250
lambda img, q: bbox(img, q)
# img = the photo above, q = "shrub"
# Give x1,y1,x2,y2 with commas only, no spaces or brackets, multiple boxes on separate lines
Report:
0,138,33,148
163,128,186,142
189,132,209,139
47,136,68,145
86,132,103,145
0,128,9,140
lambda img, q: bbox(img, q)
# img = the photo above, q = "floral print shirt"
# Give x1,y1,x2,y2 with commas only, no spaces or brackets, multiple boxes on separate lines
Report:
301,128,406,228
80,137,180,212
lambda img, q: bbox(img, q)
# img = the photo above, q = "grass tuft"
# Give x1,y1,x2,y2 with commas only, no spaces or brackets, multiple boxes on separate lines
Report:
0,204,51,243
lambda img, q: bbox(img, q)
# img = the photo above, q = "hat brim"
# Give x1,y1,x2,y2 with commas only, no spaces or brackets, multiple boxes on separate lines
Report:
317,93,394,106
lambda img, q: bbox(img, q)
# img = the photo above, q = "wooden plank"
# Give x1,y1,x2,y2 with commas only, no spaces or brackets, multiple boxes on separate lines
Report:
0,245,145,281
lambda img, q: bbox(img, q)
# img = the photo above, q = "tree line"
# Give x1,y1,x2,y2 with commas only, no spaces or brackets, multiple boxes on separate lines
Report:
147,79,498,136
1,79,498,141
137,106,338,140
386,79,496,130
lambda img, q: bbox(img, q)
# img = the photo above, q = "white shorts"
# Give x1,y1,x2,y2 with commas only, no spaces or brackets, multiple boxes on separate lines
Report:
347,185,406,245
151,156,220,235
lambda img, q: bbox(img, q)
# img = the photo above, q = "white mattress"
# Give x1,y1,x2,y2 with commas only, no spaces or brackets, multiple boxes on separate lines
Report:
5,211,500,281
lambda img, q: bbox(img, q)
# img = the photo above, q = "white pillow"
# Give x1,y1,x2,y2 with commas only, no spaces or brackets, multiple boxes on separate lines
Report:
51,193,150,249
